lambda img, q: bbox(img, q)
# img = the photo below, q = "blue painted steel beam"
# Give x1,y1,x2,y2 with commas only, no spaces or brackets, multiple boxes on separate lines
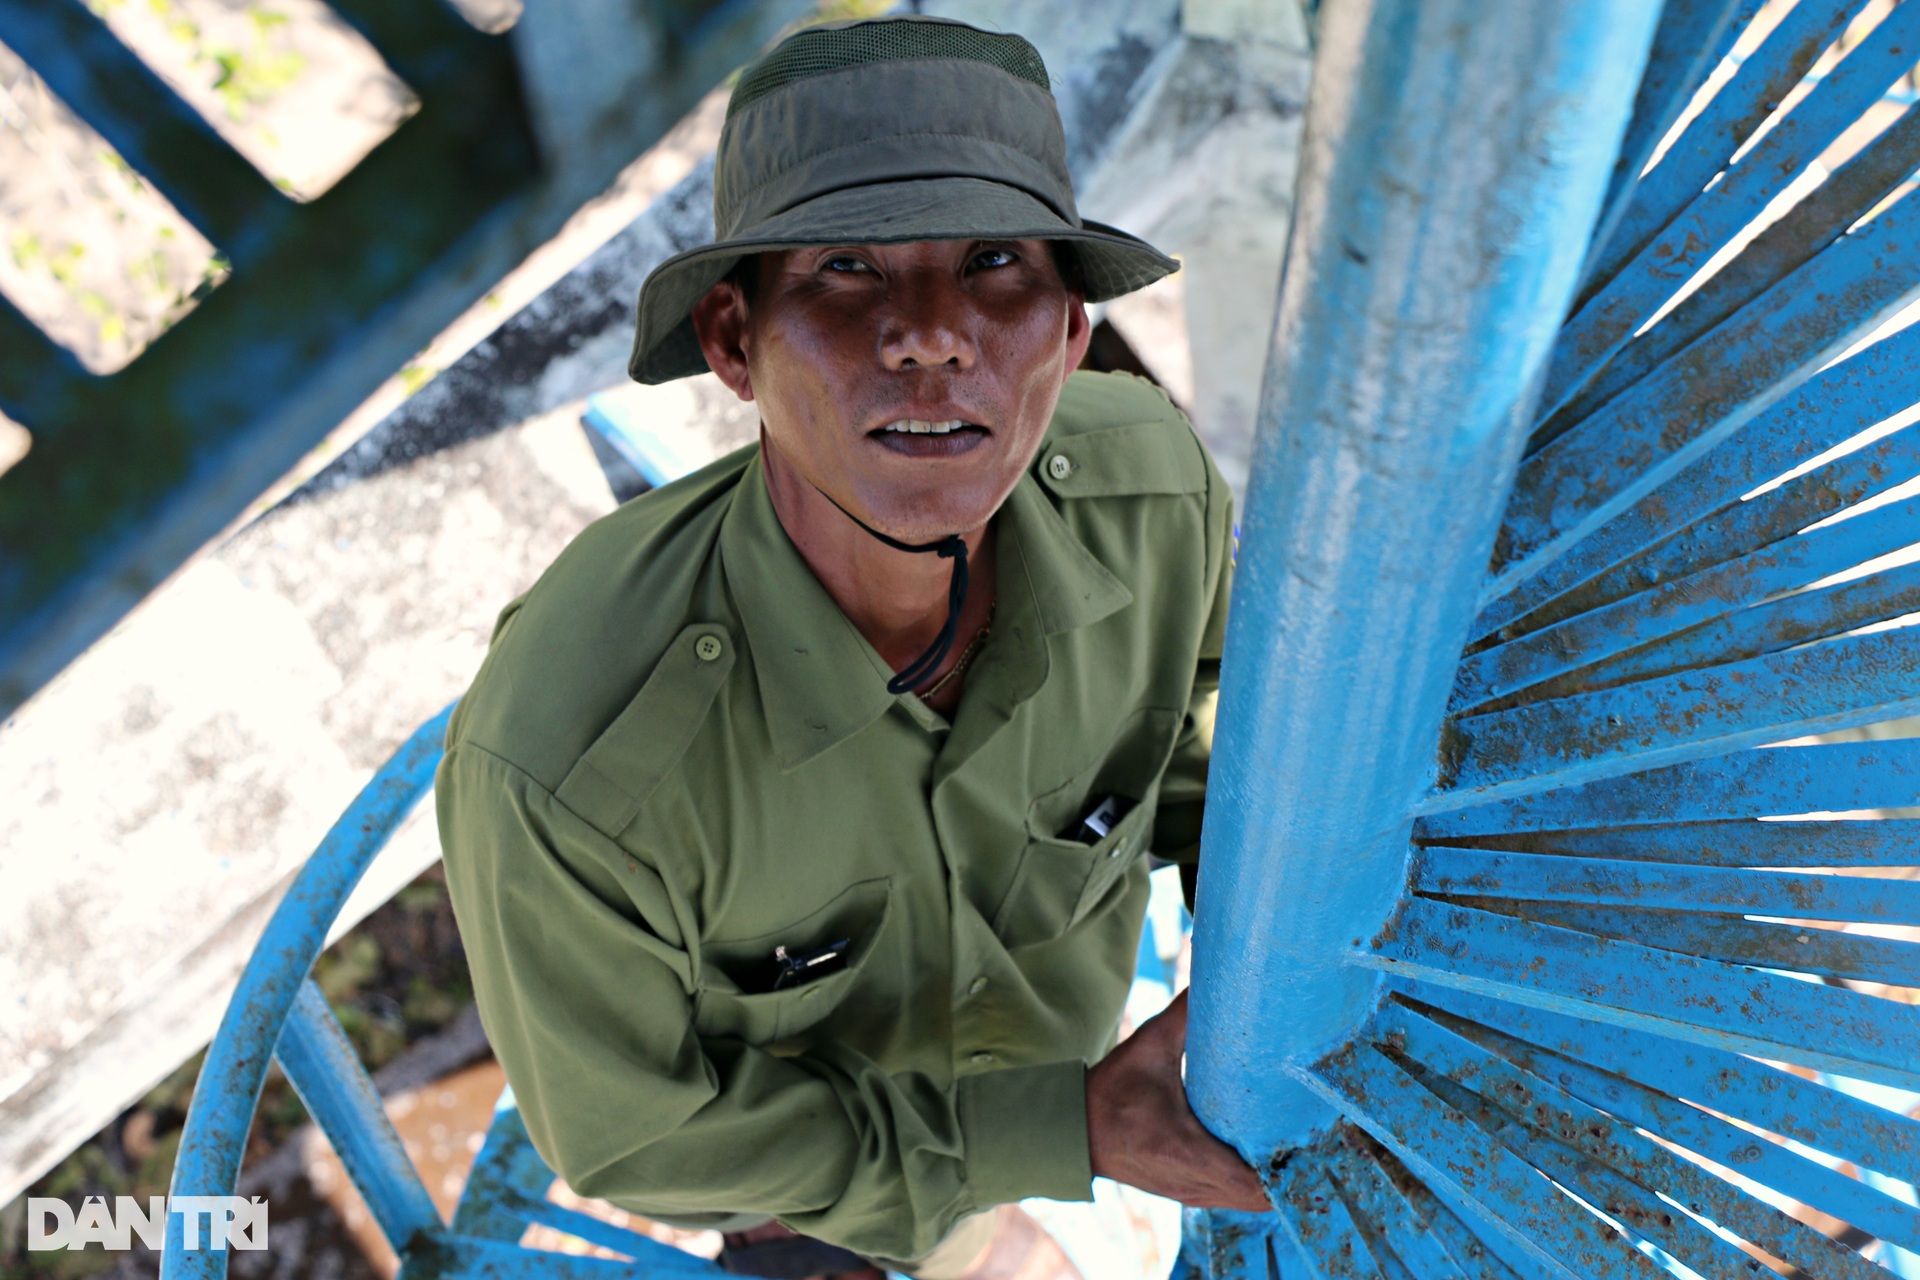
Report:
1489,190,1920,603
1272,1157,1383,1277
1365,899,1920,1090
1375,1002,1881,1279
1536,106,1920,458
1529,419,1920,637
1453,489,1920,710
276,981,443,1253
1585,0,1762,288
1319,1137,1505,1279
161,705,452,1280
1416,995,1920,1254
1415,847,1920,924
1441,626,1920,802
1539,0,1920,423
1416,739,1920,832
1400,979,1920,1187
1185,0,1663,1161
1580,0,1863,301
1418,817,1920,867
1308,1042,1658,1280
1475,320,1920,639
1540,560,1920,705
1442,900,1920,988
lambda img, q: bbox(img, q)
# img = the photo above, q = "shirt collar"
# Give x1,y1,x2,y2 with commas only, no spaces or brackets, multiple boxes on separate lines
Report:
721,451,1132,772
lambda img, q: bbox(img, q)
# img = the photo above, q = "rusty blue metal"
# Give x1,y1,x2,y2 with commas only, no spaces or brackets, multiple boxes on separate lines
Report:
1446,641,1920,799
1312,1040,1665,1280
1417,738,1920,830
1414,995,1920,1254
162,703,453,1279
1476,318,1920,638
1537,558,1920,702
1453,488,1920,709
1580,0,1864,298
161,702,732,1278
1540,0,1920,421
277,981,444,1253
1588,0,1761,281
1400,982,1920,1187
1419,816,1920,866
1523,418,1920,638
1366,898,1920,1089
1413,848,1920,924
1373,1002,1869,1279
1184,0,1663,1163
1537,107,1920,457
1491,192,1920,599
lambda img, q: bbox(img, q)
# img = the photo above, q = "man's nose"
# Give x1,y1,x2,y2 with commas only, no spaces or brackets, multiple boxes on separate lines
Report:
879,276,978,371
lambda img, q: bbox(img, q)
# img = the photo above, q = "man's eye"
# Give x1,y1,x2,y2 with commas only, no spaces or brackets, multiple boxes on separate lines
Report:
972,247,1017,270
823,255,871,273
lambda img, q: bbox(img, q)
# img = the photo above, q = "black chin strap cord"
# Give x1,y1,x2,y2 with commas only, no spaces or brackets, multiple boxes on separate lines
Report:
814,487,969,695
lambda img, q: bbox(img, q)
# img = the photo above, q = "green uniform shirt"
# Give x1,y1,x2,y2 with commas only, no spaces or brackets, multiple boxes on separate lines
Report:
437,370,1234,1263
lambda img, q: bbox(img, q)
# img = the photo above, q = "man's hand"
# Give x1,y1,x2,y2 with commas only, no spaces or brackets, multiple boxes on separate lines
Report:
1085,990,1272,1212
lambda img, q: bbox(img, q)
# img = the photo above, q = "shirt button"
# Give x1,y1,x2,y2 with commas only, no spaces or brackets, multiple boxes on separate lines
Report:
694,634,724,662
968,976,988,996
1046,454,1073,481
970,1051,995,1066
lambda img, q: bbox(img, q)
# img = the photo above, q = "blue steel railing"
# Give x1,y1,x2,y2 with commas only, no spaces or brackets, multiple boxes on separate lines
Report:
1182,0,1920,1275
160,704,732,1279
162,705,452,1278
1186,0,1668,1161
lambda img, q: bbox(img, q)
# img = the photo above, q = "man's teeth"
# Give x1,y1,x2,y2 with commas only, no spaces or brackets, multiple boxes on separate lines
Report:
882,419,967,434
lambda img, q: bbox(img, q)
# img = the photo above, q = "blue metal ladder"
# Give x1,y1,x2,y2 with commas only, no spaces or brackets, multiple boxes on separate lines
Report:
164,0,1920,1275
1183,0,1920,1274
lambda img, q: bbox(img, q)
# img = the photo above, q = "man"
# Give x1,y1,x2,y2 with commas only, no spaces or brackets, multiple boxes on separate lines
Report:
438,15,1268,1280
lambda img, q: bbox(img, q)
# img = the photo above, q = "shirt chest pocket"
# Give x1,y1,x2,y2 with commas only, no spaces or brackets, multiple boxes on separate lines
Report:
993,706,1182,945
692,877,892,1051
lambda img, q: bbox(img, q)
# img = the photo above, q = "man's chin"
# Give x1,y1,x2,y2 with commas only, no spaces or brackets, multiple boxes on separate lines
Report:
862,485,1011,542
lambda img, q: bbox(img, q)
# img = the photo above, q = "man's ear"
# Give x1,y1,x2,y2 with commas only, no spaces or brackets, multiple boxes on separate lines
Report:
692,277,754,402
1062,288,1093,375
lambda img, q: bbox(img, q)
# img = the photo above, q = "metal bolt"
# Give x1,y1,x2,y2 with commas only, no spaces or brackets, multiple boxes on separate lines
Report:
695,635,724,662
1047,454,1072,481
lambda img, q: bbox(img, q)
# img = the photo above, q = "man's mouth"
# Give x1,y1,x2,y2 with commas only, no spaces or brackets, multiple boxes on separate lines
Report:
870,419,990,455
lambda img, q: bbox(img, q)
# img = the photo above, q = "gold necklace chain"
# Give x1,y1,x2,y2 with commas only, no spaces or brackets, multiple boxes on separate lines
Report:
916,602,995,701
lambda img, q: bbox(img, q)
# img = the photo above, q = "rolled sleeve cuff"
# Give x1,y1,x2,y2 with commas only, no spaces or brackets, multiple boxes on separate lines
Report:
957,1060,1093,1208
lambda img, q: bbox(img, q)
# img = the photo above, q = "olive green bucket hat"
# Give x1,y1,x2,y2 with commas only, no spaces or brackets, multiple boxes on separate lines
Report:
627,14,1180,384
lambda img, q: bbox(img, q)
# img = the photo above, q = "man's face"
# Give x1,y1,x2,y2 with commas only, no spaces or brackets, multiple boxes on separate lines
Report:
693,238,1092,542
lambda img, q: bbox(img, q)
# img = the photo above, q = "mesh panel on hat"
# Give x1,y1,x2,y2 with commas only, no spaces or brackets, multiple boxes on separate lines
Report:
728,20,1050,121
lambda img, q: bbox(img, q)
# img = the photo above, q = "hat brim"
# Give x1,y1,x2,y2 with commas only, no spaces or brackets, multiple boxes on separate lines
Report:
628,175,1178,384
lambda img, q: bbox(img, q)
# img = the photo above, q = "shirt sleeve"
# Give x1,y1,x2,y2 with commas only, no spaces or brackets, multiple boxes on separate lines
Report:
1152,443,1235,903
436,742,1092,1266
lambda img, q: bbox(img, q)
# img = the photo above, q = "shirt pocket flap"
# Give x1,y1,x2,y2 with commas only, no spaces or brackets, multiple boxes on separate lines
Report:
1068,799,1155,924
693,876,892,1049
995,797,1155,942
